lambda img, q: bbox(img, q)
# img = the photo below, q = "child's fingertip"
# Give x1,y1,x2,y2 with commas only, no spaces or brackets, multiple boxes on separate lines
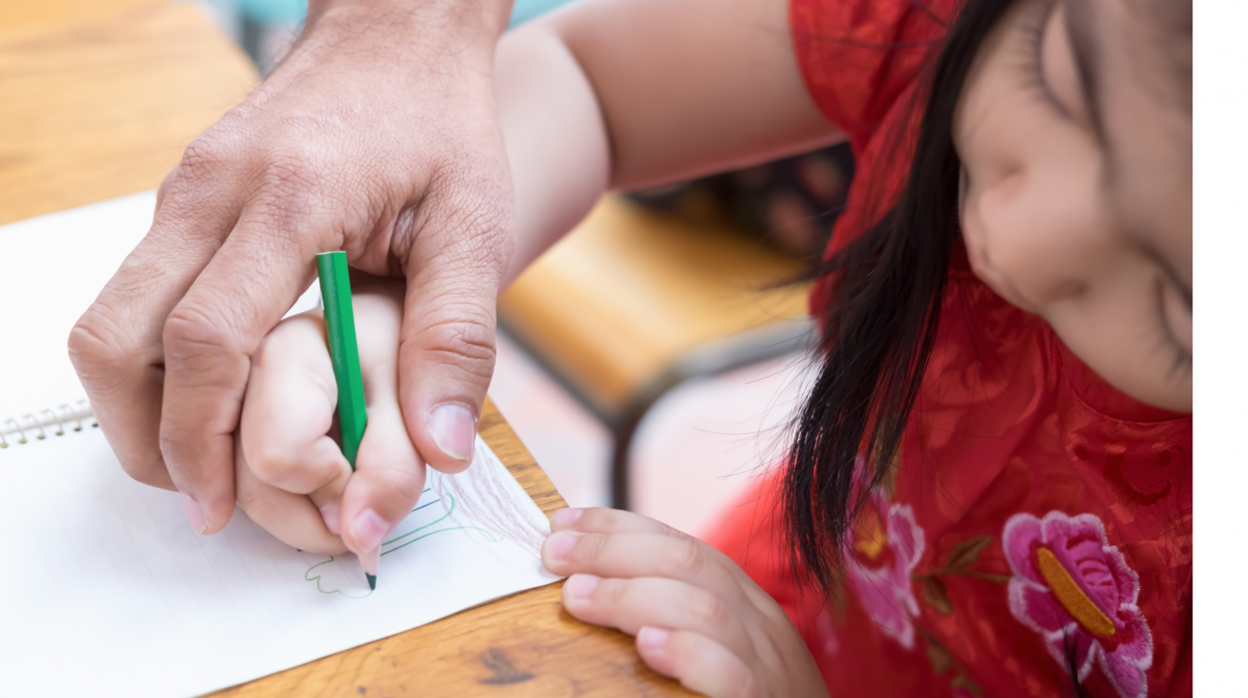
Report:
544,530,580,563
637,626,669,650
319,503,341,536
551,507,583,529
564,573,600,601
346,507,393,555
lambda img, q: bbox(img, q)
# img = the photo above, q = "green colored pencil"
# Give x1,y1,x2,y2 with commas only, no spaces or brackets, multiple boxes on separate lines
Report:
316,251,376,590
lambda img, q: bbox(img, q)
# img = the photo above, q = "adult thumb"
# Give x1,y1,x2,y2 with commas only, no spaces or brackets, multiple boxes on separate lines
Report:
396,214,511,475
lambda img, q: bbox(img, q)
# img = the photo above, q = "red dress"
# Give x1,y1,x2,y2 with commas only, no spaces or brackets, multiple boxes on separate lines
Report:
703,1,1193,697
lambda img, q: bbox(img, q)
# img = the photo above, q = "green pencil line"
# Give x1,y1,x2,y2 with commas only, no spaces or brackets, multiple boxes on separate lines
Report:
380,526,499,557
379,493,500,553
381,493,458,549
304,556,374,599
301,491,501,597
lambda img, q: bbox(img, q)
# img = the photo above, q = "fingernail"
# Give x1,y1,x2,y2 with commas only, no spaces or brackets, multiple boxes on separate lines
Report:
638,627,669,649
566,574,599,600
552,507,583,528
183,495,208,534
547,531,579,561
350,508,390,552
320,504,341,536
429,404,475,461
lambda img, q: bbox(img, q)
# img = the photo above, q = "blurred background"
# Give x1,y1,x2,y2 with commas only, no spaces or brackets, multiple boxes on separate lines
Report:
189,0,852,539
197,0,584,74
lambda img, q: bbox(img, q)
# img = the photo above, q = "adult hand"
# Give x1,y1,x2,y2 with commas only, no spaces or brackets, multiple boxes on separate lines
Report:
68,0,516,554
541,508,829,698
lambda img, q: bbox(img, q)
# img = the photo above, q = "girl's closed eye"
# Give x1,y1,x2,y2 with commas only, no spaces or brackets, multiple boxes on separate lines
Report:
1015,0,1088,127
1014,0,1060,108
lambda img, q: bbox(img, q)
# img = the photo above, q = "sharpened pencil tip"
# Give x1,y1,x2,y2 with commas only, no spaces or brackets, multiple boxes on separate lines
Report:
366,573,377,591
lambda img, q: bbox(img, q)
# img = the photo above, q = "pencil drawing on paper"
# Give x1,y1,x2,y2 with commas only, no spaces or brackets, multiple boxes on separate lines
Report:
303,486,500,598
301,440,548,598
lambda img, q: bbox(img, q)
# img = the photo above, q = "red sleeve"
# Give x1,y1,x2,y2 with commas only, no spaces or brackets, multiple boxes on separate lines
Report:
789,0,960,147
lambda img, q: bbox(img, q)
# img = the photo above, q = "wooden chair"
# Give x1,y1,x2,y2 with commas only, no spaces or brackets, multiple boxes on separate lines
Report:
498,195,815,510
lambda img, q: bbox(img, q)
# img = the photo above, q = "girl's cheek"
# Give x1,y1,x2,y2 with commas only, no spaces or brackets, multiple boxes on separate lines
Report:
960,173,1034,313
957,177,993,287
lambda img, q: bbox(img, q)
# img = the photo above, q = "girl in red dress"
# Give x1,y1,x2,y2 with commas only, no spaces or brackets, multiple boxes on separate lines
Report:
228,0,1192,696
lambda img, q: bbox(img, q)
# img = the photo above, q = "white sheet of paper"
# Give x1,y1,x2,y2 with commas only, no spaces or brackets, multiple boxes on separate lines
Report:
0,430,558,696
0,195,560,695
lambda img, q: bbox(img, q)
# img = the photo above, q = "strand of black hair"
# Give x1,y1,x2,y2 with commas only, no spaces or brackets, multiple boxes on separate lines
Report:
782,0,1015,592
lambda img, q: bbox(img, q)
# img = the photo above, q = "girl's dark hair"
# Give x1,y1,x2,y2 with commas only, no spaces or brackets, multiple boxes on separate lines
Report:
783,0,1016,591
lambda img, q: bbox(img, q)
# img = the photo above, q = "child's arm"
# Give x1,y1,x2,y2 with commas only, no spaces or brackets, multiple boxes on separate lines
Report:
495,0,843,279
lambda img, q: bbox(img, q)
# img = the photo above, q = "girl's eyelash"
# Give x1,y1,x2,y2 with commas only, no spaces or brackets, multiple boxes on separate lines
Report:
1015,0,1065,114
1153,276,1194,379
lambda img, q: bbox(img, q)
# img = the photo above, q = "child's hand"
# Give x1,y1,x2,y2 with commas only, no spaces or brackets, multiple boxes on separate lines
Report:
232,275,425,557
542,508,828,698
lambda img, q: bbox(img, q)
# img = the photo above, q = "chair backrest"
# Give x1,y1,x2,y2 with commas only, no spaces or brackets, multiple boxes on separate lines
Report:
499,195,812,419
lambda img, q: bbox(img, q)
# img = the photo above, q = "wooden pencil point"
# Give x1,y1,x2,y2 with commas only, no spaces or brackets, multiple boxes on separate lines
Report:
366,573,377,591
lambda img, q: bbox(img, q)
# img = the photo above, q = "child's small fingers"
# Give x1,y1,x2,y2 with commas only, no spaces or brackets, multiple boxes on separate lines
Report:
338,398,426,557
336,285,426,556
542,531,746,605
635,627,758,698
550,507,764,592
307,465,351,536
560,575,754,660
241,313,350,494
234,435,348,555
550,506,673,535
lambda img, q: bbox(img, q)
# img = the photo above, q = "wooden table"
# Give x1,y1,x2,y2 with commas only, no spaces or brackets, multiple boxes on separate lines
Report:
0,2,692,695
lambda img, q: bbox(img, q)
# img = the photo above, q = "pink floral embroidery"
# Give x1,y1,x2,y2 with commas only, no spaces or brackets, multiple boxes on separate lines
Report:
846,489,925,649
1003,512,1153,698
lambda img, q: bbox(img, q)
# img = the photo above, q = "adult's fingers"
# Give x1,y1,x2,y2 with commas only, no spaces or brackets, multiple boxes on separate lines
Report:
159,199,329,534
396,158,513,475
636,627,759,698
235,434,348,556
68,145,247,492
561,575,755,661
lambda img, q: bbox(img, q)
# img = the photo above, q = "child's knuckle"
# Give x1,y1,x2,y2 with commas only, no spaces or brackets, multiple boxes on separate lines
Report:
686,587,730,629
598,578,629,607
249,448,299,485
663,538,708,577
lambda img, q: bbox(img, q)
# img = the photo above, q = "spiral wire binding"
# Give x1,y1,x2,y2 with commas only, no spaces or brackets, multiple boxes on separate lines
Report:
0,400,96,448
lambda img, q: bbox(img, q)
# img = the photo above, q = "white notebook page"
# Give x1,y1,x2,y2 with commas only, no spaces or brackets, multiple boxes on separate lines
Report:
0,192,157,420
0,194,560,695
0,430,558,696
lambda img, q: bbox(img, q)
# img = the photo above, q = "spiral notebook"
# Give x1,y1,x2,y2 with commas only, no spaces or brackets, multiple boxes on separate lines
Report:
0,194,560,696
